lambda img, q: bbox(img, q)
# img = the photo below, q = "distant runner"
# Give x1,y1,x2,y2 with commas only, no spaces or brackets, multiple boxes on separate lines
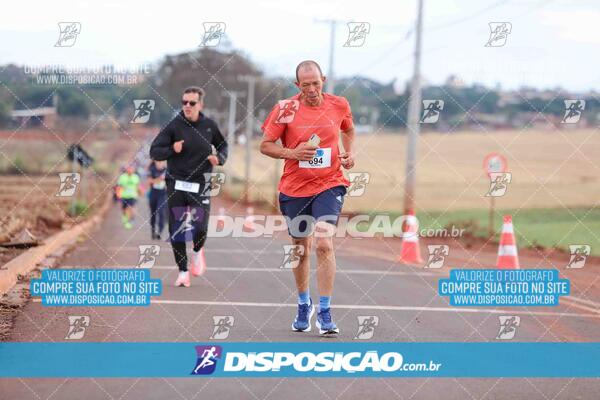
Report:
117,164,143,230
260,60,355,336
147,159,168,240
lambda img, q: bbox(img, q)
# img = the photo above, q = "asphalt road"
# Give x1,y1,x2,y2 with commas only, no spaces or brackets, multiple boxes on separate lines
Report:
2,195,599,399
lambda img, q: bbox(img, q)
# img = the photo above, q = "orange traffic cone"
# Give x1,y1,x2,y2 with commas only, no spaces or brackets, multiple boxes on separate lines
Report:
398,209,423,264
243,207,256,232
217,207,226,230
496,215,520,269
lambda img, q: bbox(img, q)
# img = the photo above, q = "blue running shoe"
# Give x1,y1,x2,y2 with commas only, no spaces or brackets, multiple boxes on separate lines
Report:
316,308,339,336
292,299,314,332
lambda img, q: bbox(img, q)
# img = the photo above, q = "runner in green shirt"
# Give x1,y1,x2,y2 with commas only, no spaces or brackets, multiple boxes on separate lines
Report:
117,164,143,229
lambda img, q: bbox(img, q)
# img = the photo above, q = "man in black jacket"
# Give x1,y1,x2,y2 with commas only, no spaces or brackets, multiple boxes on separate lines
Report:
150,86,228,287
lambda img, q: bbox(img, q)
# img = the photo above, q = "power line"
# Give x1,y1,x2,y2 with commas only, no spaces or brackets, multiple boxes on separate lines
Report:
428,0,510,32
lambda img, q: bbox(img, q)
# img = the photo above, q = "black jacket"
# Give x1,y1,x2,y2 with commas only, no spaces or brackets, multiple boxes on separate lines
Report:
149,111,228,184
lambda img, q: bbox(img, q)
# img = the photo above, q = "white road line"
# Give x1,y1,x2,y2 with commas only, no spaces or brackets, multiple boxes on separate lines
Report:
29,298,600,319
48,267,600,315
60,266,438,277
151,266,438,277
564,295,600,308
78,247,284,254
560,298,599,315
143,299,600,319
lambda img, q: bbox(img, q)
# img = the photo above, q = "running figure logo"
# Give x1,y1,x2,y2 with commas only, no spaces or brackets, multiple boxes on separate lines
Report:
191,345,222,375
485,22,512,47
275,100,299,124
485,172,512,197
202,173,226,197
425,245,449,269
347,172,371,197
137,245,161,269
561,100,585,124
210,316,234,340
281,245,305,269
344,22,371,47
65,315,90,340
55,22,81,47
354,316,379,340
200,22,226,47
131,100,155,124
496,316,520,340
420,100,444,124
56,173,80,197
170,207,204,242
566,245,591,269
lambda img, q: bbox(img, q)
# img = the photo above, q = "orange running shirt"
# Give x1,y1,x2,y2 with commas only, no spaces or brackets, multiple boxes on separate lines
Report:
261,93,354,197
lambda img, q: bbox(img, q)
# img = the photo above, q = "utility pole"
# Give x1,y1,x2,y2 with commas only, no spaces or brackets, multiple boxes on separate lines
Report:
238,75,259,205
315,19,339,93
404,0,424,215
222,90,245,179
272,81,285,212
70,146,78,216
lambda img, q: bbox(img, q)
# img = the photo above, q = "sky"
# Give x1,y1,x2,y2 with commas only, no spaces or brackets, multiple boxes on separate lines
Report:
1,0,599,91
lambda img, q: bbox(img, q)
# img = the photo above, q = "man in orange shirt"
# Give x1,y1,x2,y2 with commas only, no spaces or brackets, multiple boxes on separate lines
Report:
260,60,355,336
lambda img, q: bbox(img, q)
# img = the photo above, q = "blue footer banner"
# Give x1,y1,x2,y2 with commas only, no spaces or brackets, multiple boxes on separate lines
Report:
1,342,599,378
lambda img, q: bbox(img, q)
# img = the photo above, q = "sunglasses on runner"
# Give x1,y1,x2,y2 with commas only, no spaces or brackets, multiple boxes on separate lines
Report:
181,100,198,106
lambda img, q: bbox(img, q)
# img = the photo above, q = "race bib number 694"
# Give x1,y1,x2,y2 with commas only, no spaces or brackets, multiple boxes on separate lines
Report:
299,148,332,169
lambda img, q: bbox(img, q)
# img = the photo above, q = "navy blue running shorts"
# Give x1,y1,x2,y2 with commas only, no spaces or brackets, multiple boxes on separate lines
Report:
278,185,347,238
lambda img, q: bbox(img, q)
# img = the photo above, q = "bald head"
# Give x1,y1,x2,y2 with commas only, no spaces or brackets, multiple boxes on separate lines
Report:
294,60,326,106
295,60,323,82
